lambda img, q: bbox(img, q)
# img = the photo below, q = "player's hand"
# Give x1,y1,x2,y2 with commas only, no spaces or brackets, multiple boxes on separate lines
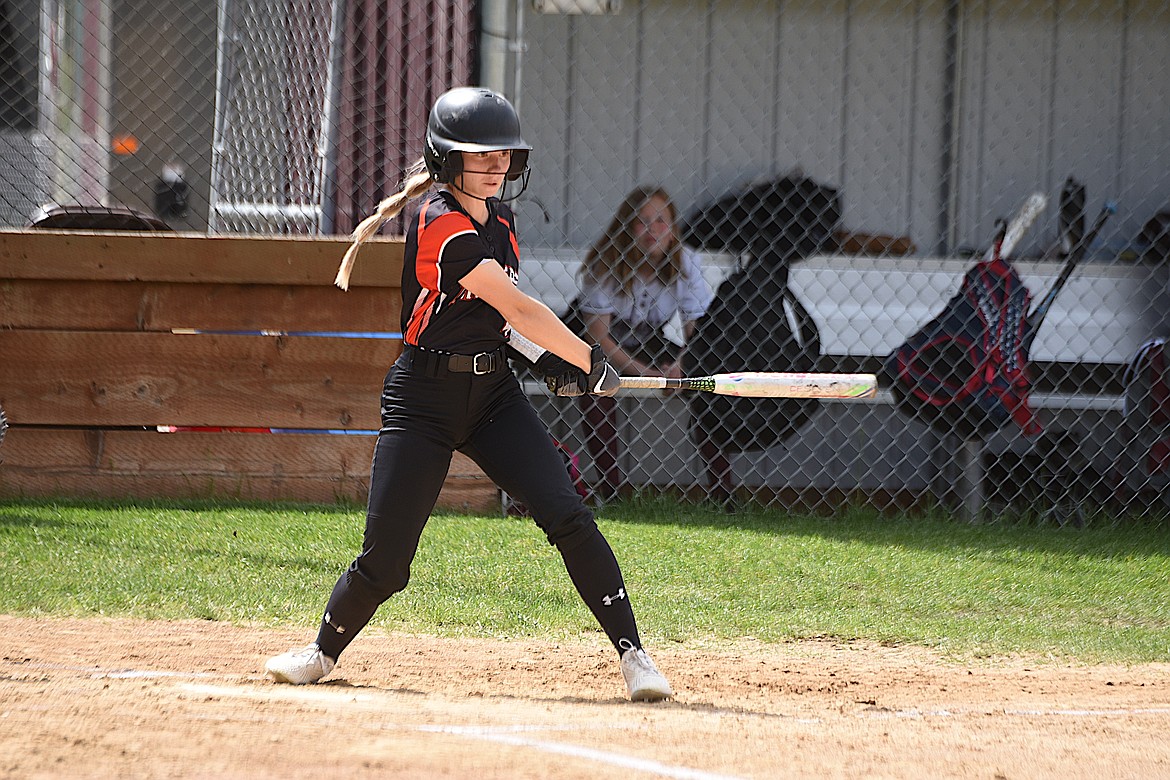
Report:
533,351,578,379
544,345,620,397
586,344,620,397
544,353,589,396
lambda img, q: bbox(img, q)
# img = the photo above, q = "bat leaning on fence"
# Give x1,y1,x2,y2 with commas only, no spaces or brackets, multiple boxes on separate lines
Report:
1025,200,1117,343
989,192,1049,260
619,372,878,399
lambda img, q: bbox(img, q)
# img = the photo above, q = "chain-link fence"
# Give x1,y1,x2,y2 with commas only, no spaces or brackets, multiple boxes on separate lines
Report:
3,0,1169,519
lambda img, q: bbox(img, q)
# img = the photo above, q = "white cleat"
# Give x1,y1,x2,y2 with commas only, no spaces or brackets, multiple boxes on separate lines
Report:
265,643,336,685
620,645,673,702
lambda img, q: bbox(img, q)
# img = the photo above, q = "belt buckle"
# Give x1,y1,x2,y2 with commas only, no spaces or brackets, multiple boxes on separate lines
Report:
472,352,493,375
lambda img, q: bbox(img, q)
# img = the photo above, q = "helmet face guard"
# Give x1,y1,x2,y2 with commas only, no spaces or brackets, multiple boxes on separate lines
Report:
424,87,532,193
429,145,531,183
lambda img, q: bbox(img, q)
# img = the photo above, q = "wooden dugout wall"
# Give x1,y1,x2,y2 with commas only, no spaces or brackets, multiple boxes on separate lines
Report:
0,230,496,511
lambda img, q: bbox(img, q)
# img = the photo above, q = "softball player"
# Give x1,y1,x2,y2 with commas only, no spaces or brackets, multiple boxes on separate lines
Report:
265,87,673,702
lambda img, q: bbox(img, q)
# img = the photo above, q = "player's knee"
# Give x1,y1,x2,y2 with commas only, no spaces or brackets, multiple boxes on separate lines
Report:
349,557,411,602
545,507,599,552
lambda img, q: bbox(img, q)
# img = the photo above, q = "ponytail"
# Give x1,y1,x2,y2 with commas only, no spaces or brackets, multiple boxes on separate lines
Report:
334,160,434,290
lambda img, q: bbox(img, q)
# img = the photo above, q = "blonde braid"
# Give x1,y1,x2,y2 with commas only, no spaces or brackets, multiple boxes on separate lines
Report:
334,161,434,290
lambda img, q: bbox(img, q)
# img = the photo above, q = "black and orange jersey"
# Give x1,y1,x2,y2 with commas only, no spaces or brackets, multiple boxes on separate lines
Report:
400,191,521,353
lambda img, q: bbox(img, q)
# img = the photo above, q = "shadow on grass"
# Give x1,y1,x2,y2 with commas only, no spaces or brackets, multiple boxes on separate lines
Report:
594,494,1170,560
0,496,362,516
5,494,1168,562
0,511,71,529
0,497,356,573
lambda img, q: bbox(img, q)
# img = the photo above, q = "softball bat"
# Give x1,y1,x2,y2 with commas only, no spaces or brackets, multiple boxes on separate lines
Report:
619,372,878,399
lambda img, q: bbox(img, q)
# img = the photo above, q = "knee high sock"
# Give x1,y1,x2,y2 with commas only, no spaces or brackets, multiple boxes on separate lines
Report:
314,531,644,662
559,527,642,655
313,566,382,661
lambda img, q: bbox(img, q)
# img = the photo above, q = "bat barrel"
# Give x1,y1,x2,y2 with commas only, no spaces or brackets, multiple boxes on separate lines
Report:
619,372,878,399
710,372,877,398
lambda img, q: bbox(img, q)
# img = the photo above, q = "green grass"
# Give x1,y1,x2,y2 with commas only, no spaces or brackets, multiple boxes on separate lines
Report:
1,496,1168,663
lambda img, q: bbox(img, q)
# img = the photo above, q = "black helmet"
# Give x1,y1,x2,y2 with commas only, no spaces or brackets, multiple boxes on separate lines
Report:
424,87,532,184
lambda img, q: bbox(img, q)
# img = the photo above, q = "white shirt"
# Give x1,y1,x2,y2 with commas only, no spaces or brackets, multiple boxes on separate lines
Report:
579,246,713,350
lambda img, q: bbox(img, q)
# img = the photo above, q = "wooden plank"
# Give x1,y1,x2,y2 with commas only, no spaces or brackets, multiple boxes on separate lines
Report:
1,330,400,428
0,279,402,333
0,230,404,287
0,428,499,513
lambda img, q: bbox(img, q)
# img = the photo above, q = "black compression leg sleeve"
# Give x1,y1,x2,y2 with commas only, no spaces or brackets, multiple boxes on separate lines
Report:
461,384,643,656
313,402,454,661
558,527,643,655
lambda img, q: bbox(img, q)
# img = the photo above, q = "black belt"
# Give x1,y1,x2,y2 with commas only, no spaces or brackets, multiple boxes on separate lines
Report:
403,344,508,377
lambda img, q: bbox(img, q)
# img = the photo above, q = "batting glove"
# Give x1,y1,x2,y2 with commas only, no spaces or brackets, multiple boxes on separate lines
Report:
586,344,620,397
540,350,589,397
546,367,587,396
533,350,578,379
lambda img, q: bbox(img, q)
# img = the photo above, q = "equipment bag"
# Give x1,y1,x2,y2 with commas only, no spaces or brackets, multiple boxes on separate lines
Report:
681,174,841,268
680,173,838,453
1122,338,1170,477
684,264,822,452
885,249,1041,439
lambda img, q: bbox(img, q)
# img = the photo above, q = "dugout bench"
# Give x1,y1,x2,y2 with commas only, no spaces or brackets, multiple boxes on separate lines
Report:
519,250,1164,518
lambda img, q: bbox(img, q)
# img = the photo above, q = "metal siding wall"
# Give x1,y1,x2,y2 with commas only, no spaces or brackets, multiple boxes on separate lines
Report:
843,1,919,236
1049,0,1124,215
519,0,1170,255
955,3,1051,252
775,0,848,189
706,0,778,186
519,0,949,249
1119,1,1170,243
907,0,948,252
636,2,707,212
333,1,378,234
564,14,639,246
512,13,571,242
332,0,475,234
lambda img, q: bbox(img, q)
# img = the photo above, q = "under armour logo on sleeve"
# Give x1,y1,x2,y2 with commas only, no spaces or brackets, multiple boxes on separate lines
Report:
324,611,346,634
602,588,626,606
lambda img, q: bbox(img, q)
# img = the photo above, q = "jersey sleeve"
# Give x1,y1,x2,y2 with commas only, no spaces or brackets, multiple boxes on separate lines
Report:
418,211,494,297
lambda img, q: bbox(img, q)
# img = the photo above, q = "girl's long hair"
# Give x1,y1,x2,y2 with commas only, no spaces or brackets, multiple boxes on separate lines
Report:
581,186,682,296
334,159,433,290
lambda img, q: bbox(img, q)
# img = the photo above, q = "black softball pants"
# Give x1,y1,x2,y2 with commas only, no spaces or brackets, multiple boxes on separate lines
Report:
314,351,643,660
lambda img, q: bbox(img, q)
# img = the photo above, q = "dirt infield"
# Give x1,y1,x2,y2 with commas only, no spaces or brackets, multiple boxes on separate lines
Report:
2,616,1169,779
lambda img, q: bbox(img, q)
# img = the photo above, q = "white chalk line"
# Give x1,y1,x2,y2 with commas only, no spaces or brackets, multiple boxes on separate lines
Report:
11,668,1170,777
11,668,1170,724
100,669,213,679
0,661,213,680
417,724,745,780
175,683,745,780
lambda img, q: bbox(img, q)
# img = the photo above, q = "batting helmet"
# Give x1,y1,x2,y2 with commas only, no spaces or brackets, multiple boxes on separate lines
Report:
424,87,531,185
